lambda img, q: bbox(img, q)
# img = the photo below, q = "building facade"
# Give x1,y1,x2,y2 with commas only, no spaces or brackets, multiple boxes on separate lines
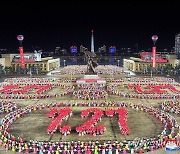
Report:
0,58,5,68
123,58,168,72
123,52,178,73
11,57,60,72
1,54,60,73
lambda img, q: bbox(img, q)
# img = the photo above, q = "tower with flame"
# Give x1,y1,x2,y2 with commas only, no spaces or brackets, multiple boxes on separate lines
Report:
91,29,94,52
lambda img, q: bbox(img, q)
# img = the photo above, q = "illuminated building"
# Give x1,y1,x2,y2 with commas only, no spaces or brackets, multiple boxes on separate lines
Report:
175,33,180,54
123,51,179,72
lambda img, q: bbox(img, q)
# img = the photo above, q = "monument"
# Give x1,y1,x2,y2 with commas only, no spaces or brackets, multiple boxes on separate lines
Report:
82,29,98,74
83,50,98,74
76,30,106,84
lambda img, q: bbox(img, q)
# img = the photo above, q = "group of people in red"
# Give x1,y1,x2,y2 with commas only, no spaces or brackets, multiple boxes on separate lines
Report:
0,84,52,94
128,84,180,94
105,108,130,135
0,81,75,100
46,107,130,137
46,108,72,135
76,108,106,136
107,82,180,99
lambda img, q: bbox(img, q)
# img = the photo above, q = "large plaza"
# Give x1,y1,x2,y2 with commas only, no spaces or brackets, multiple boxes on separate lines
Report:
0,65,179,154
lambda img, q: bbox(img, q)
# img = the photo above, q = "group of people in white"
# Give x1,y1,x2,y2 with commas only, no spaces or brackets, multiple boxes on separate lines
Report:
52,65,126,75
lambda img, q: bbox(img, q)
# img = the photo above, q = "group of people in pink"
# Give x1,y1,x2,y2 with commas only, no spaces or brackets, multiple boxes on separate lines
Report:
73,83,108,100
0,101,179,153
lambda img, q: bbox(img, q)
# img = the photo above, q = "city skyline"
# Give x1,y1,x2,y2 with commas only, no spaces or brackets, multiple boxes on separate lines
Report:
0,3,179,52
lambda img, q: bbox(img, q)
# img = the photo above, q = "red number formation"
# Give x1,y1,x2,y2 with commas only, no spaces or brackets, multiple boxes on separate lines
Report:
47,107,129,136
128,84,180,94
46,108,72,135
0,84,52,94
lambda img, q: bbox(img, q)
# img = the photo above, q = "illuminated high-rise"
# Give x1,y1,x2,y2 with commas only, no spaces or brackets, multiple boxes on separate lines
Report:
175,33,180,54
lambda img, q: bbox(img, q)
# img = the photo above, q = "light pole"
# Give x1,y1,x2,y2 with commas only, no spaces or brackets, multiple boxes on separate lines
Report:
117,60,120,66
71,71,73,82
151,35,158,79
29,67,32,78
63,60,66,67
17,35,25,73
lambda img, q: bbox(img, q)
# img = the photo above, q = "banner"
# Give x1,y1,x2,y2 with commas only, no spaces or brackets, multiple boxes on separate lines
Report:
152,46,156,68
19,46,25,69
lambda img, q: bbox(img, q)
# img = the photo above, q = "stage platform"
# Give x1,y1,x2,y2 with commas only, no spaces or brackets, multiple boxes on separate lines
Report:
76,75,106,84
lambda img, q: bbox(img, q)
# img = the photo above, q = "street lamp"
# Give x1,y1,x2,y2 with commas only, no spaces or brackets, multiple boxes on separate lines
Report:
29,67,32,77
63,60,66,67
117,60,120,66
17,35,25,72
151,35,158,79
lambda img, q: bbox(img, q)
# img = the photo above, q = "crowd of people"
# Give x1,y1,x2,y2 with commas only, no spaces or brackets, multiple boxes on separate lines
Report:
76,108,106,136
107,77,178,85
73,84,108,100
1,76,179,101
0,76,179,153
4,77,75,85
52,65,87,75
0,101,17,115
128,84,180,94
0,80,75,100
0,84,53,94
0,101,179,153
46,106,129,137
95,65,125,75
52,65,126,76
107,83,180,99
160,100,180,115
46,108,72,136
105,108,130,135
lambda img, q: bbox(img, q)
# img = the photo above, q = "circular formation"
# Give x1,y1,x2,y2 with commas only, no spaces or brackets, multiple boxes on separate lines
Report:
0,66,179,153
0,101,179,153
0,101,17,115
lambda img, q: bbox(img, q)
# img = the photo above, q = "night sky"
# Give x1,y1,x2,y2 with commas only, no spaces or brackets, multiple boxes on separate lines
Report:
0,2,179,52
